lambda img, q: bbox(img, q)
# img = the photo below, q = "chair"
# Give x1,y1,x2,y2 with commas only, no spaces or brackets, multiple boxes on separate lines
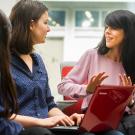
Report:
60,61,83,116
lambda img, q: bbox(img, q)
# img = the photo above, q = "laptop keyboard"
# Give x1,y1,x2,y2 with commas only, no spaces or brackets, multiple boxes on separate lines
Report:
50,125,79,131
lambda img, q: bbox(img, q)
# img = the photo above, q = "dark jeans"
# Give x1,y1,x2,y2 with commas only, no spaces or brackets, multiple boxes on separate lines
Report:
19,127,53,135
118,113,135,135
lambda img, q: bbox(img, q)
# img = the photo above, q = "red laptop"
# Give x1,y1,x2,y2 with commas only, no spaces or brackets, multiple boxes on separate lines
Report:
51,85,134,133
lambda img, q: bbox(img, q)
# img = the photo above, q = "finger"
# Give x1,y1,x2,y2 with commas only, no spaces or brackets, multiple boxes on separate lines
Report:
59,119,67,126
87,76,97,93
98,75,108,84
63,116,74,126
90,75,96,83
123,74,132,86
119,74,125,86
70,113,83,126
123,74,129,85
76,116,82,126
94,72,106,83
76,114,84,126
127,76,132,85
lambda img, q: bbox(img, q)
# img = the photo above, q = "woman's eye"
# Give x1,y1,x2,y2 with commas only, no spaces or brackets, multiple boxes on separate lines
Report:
44,22,48,24
105,26,108,29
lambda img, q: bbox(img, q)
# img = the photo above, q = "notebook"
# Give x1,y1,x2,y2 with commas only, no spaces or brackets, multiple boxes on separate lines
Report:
51,85,134,133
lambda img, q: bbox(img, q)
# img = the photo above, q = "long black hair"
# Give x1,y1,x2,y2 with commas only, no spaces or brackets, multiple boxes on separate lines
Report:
0,9,18,118
98,10,135,83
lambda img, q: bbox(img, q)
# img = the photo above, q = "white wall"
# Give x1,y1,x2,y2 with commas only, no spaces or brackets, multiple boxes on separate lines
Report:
0,0,17,16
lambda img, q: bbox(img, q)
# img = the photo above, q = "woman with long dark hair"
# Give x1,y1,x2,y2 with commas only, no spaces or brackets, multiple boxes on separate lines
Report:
58,10,135,135
0,9,23,135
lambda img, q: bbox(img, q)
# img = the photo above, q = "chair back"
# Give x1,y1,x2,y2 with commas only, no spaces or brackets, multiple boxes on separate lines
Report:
60,61,84,115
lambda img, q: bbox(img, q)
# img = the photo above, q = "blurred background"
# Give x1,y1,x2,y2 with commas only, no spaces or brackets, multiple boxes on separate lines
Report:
1,0,135,101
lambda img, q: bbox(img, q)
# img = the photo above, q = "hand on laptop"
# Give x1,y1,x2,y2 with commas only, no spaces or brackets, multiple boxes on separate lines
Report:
86,72,108,94
70,113,84,126
40,114,75,128
44,113,84,128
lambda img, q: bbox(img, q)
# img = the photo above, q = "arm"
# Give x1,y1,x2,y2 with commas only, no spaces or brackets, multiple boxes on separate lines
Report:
11,114,74,128
10,114,44,128
58,50,91,97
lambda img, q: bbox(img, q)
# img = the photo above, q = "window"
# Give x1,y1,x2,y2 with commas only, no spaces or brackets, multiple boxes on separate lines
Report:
101,11,111,27
75,10,99,27
48,10,66,27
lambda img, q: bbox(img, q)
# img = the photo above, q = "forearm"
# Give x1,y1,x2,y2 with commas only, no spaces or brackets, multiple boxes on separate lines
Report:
58,80,87,97
10,114,42,128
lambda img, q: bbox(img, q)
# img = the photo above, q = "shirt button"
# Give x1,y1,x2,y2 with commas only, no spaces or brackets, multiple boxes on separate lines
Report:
37,113,40,117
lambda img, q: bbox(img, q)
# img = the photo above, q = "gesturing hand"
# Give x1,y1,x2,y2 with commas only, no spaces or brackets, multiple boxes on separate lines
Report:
119,74,132,86
119,74,135,107
86,72,108,94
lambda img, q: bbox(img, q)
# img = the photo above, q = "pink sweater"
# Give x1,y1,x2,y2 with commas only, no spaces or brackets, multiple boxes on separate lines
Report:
58,49,135,112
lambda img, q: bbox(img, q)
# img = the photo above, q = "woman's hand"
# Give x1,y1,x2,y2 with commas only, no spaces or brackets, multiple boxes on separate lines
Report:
38,113,84,128
119,74,135,107
70,113,84,126
119,74,132,86
38,114,75,128
86,72,108,94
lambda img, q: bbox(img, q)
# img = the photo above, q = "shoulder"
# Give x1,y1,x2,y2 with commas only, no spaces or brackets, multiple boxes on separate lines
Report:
32,53,45,65
32,53,43,61
76,49,98,67
32,52,47,71
86,49,98,55
81,49,98,60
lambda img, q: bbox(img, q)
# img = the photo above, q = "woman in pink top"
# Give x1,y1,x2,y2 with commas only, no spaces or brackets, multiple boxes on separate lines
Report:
58,10,135,135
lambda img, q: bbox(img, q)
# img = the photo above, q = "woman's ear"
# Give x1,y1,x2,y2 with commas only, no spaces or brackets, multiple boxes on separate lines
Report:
30,20,35,31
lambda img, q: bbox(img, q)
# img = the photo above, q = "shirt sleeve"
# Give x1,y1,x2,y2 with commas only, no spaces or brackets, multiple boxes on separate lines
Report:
0,118,23,135
0,105,23,135
58,49,92,97
45,77,58,111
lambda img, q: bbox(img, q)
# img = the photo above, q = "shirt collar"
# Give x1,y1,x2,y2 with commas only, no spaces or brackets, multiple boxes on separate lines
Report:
11,52,43,75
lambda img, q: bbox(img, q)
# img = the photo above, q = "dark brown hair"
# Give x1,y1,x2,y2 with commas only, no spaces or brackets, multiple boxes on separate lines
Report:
9,0,48,54
0,9,18,118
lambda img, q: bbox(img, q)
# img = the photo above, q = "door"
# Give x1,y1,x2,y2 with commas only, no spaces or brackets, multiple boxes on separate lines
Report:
34,37,64,101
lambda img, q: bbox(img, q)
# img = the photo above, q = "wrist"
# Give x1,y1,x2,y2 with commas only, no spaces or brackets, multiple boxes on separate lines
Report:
86,89,91,94
86,88,93,94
